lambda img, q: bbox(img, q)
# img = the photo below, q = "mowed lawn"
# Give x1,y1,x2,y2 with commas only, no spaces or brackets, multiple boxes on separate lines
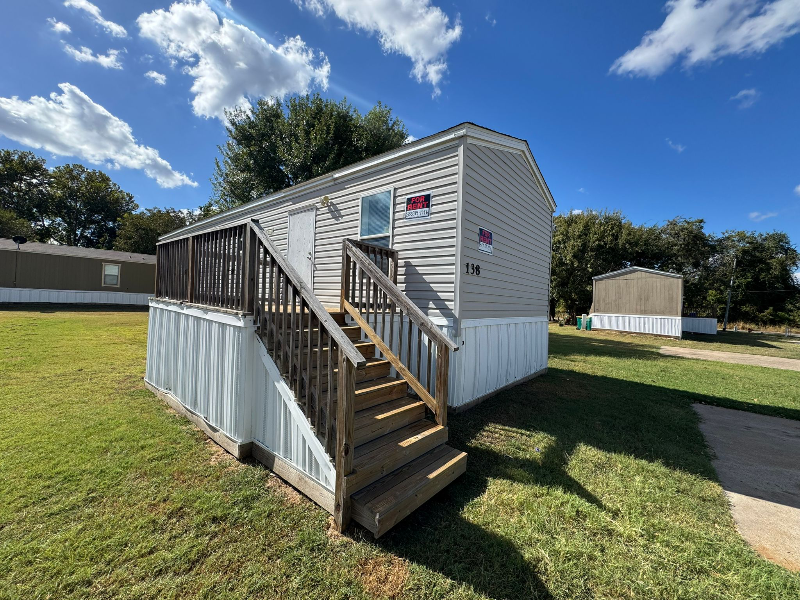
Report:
0,311,798,600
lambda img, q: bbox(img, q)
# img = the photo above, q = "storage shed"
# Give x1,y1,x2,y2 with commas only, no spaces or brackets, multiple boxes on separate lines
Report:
0,239,155,305
589,267,717,337
145,122,556,536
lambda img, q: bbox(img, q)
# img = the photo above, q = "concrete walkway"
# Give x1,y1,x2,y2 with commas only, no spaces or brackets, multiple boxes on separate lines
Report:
694,404,800,571
660,346,800,371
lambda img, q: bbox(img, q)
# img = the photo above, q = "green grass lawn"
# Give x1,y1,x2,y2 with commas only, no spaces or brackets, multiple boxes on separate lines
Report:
583,322,800,360
1,310,799,599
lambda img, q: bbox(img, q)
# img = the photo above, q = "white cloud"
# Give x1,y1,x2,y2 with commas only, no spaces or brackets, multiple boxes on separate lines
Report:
571,209,584,215
137,1,330,120
404,134,417,144
577,187,586,193
0,83,196,188
666,137,686,152
486,12,497,26
48,18,71,34
794,184,800,196
293,0,461,96
145,70,167,85
611,0,800,78
749,210,778,221
730,87,760,107
63,44,123,69
64,0,127,37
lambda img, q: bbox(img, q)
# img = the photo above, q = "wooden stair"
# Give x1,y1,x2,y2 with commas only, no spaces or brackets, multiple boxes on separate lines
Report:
323,310,468,538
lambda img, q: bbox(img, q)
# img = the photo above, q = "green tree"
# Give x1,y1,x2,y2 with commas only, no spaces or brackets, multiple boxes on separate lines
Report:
114,208,193,255
49,164,137,248
208,94,408,213
0,208,35,239
0,149,53,241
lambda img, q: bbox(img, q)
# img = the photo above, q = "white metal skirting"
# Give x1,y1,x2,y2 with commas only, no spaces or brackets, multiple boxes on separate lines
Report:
145,299,334,490
590,313,682,338
682,317,718,335
365,315,549,409
0,287,151,305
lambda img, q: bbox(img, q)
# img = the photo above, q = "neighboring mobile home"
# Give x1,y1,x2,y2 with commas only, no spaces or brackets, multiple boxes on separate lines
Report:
0,239,155,305
145,122,556,536
589,267,717,337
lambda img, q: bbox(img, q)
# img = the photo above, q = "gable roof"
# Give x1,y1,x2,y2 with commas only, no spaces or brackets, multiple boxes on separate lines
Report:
593,266,683,281
160,122,556,243
0,239,156,264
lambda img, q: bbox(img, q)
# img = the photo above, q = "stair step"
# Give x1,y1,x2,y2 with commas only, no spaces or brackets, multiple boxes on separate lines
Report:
355,377,407,410
311,358,391,389
351,445,467,538
354,397,426,446
347,421,448,495
294,341,375,362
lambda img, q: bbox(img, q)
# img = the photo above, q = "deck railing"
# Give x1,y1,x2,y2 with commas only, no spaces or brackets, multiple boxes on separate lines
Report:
341,239,458,427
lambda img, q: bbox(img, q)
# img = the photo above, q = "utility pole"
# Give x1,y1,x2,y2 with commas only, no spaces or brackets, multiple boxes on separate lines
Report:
722,256,737,331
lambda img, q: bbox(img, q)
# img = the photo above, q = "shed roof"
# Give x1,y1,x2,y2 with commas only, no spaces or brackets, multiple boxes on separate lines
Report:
160,122,556,243
593,266,682,281
0,239,156,264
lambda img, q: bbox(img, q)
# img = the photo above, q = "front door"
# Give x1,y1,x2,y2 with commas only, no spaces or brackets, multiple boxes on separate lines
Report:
287,207,316,288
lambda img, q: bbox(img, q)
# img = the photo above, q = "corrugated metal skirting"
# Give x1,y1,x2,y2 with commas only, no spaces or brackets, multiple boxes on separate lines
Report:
682,317,718,335
590,313,682,338
371,315,549,409
145,300,334,490
0,287,151,305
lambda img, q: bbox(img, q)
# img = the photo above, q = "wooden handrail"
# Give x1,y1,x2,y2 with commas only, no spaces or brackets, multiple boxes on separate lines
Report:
344,241,458,352
250,221,367,368
342,239,457,427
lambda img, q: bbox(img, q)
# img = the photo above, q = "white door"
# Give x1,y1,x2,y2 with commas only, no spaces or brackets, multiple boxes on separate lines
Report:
287,208,316,288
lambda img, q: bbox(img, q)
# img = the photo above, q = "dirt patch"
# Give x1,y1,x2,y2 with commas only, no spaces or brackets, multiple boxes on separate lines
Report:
660,346,800,371
205,439,244,472
324,516,355,544
356,555,409,599
265,472,307,506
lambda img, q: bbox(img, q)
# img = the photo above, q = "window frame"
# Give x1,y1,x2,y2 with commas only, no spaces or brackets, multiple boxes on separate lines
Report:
102,262,121,288
357,187,395,248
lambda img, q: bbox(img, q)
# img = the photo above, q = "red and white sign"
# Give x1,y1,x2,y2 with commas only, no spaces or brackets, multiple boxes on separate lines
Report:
405,193,431,220
478,227,493,255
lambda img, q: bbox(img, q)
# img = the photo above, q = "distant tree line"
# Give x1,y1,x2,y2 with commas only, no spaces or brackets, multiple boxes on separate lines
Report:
551,210,800,327
0,149,193,254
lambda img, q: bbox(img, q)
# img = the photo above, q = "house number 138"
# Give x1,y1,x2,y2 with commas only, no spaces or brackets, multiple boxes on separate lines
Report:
465,262,481,276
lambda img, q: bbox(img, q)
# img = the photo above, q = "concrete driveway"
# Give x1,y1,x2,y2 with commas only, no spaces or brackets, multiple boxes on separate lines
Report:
694,403,800,571
661,346,800,371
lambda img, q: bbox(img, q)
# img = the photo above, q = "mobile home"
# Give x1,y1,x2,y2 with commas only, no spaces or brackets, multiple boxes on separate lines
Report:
146,123,556,536
0,239,155,305
589,267,717,337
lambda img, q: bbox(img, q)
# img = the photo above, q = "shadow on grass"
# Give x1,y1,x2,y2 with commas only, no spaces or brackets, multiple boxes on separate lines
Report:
372,364,800,599
683,330,792,351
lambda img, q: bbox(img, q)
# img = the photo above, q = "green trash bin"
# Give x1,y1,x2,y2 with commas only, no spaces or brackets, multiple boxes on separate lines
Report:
576,317,582,330
586,317,592,331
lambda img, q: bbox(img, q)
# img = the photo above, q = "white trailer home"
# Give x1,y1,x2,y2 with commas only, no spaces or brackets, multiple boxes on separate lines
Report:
145,122,556,536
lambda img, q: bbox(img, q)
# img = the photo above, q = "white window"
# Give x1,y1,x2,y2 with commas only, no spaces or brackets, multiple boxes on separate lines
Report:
359,189,393,248
102,263,120,287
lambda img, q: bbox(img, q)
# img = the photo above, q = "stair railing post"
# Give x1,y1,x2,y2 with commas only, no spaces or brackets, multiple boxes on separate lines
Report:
340,240,350,313
334,354,355,532
187,235,195,304
435,340,449,428
242,222,257,314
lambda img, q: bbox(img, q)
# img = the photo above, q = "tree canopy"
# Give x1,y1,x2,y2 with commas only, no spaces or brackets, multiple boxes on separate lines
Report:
114,208,193,255
207,94,408,214
550,209,800,327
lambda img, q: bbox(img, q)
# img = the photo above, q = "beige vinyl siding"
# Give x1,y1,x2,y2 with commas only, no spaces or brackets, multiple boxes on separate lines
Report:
458,141,553,320
592,271,683,316
191,143,461,320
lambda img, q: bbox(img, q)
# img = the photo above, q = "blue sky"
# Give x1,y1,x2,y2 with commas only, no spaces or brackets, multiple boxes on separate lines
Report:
1,0,798,244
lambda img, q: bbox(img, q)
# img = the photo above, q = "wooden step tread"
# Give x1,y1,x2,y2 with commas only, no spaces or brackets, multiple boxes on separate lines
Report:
355,377,407,409
351,445,467,537
354,397,426,446
347,421,448,496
